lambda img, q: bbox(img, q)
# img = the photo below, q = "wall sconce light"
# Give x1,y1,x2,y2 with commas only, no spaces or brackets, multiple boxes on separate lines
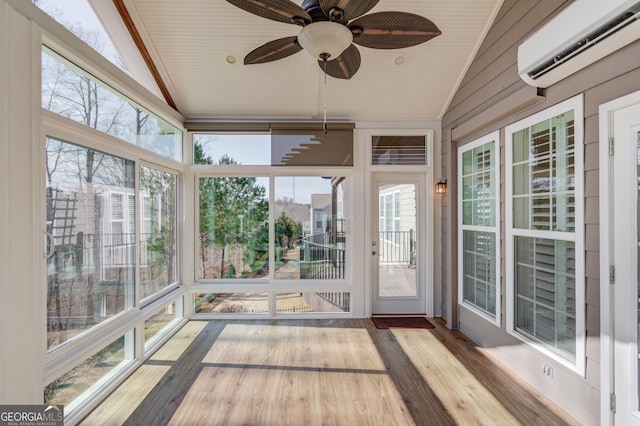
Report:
435,179,447,195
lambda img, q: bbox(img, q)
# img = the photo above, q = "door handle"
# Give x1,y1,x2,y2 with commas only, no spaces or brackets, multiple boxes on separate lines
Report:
44,232,55,259
372,251,377,255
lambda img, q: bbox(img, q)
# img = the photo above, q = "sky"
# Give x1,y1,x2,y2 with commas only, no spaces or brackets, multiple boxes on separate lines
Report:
36,1,338,206
35,0,124,68
194,134,336,204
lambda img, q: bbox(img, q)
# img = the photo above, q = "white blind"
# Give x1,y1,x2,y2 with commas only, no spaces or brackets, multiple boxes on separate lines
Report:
372,136,426,165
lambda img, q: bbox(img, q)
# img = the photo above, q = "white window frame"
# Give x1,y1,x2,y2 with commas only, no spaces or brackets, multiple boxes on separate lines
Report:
138,162,181,305
38,39,185,423
457,131,500,325
505,94,585,375
191,162,355,319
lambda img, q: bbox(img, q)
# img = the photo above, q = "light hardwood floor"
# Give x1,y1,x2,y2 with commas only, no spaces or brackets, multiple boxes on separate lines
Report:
82,318,579,426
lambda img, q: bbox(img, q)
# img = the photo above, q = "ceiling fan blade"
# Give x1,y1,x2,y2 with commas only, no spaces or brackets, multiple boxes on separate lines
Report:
244,36,303,64
227,0,311,25
319,44,361,79
318,0,379,22
350,12,441,49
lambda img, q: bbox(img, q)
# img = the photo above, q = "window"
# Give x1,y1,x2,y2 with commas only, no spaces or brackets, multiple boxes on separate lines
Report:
44,331,134,407
193,129,354,166
505,95,585,372
385,193,393,237
458,131,499,322
379,189,401,244
194,134,271,165
144,301,181,351
46,137,135,350
193,130,352,317
38,14,183,417
198,176,270,280
142,195,153,235
139,166,178,300
110,193,125,246
34,0,129,74
42,47,182,161
371,135,427,165
275,176,347,280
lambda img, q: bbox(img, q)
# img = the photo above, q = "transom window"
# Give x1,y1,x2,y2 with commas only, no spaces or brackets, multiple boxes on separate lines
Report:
193,129,353,166
505,95,585,373
42,47,182,161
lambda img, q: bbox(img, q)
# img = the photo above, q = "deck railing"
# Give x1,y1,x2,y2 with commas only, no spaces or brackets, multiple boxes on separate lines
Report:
299,233,345,279
379,230,415,265
315,292,350,312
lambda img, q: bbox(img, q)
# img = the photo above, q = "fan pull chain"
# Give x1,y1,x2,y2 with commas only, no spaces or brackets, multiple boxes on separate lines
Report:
322,57,328,134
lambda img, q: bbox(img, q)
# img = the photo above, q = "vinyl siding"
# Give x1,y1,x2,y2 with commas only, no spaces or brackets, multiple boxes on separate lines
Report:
439,0,640,424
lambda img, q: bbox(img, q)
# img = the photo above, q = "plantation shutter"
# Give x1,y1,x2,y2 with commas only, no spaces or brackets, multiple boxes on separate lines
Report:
513,111,577,358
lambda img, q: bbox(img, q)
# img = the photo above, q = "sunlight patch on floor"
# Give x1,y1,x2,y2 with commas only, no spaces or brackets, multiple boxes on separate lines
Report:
171,323,414,425
391,328,519,425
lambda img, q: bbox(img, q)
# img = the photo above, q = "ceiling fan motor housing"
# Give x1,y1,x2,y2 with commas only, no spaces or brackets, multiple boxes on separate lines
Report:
297,21,353,60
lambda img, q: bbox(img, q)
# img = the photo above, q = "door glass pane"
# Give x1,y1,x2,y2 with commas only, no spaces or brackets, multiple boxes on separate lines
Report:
378,183,416,297
46,137,135,351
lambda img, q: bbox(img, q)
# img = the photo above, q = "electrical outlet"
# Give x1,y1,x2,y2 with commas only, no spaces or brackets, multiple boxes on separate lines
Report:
542,364,553,378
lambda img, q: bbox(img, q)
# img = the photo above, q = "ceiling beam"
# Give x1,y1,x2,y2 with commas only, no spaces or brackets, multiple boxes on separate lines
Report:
112,0,177,110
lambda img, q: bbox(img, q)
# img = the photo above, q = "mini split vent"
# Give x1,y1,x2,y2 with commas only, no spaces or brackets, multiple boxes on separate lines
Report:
518,0,640,87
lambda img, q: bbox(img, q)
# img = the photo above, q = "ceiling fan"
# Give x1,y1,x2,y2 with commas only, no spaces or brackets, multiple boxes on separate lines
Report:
226,0,442,80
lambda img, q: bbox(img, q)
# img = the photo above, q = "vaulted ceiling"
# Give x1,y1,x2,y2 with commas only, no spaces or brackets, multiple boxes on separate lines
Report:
122,0,503,122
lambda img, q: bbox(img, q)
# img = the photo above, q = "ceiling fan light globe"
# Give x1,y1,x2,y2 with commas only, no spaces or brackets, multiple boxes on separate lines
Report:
298,22,353,61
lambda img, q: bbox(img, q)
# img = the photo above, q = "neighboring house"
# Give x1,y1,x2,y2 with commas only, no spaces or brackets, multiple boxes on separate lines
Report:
310,193,331,238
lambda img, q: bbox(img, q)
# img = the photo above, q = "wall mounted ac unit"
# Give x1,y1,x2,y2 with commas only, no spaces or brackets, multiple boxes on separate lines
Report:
518,0,640,87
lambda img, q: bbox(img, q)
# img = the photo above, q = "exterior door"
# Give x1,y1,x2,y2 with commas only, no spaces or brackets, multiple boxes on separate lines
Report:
611,101,640,424
371,173,426,314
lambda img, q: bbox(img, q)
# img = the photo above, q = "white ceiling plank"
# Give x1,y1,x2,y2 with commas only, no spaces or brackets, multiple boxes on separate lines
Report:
125,0,502,121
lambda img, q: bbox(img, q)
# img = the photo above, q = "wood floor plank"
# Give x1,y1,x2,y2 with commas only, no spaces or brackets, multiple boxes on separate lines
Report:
419,320,580,425
391,328,521,425
81,318,577,426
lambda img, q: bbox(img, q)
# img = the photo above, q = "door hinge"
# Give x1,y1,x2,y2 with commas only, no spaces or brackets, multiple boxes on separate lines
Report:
610,265,615,284
610,393,616,413
609,137,615,156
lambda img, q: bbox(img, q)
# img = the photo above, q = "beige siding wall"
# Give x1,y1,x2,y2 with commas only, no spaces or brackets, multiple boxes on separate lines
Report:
440,0,640,424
